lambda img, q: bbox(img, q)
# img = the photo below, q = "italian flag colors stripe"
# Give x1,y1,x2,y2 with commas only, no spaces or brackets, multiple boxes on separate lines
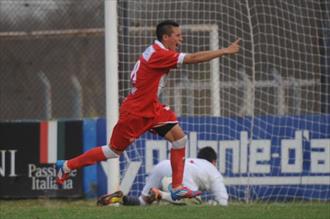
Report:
57,121,65,161
39,121,58,164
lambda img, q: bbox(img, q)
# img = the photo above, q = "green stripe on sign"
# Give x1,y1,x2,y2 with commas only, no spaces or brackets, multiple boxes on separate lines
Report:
64,121,83,159
57,121,65,160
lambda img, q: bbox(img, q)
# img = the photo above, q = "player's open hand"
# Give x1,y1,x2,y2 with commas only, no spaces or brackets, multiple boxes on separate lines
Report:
224,38,241,55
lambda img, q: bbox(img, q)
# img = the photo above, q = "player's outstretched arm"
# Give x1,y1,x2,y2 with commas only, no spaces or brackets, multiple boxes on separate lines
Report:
183,38,240,64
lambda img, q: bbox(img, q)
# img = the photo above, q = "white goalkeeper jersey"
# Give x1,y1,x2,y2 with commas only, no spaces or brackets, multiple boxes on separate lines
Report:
141,158,228,205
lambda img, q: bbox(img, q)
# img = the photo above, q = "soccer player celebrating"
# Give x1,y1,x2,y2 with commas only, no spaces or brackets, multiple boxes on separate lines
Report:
55,20,240,200
97,147,229,206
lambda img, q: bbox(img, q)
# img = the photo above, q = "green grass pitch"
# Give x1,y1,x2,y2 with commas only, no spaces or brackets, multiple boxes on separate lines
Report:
0,199,329,219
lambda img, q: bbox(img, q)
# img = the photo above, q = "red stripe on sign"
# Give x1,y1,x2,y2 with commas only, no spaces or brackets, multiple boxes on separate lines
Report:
40,121,48,163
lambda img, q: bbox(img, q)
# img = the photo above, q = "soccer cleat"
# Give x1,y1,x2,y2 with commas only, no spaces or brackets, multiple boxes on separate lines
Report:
149,187,162,202
168,184,202,201
55,160,70,186
97,190,124,206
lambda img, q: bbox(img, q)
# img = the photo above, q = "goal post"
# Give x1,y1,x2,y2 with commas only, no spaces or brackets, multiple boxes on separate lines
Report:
104,0,120,194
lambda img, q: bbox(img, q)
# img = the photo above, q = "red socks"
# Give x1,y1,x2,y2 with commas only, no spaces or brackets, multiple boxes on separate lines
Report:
170,148,185,188
66,146,186,189
67,146,106,170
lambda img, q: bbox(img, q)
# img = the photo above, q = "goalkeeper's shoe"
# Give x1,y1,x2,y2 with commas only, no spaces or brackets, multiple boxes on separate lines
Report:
97,191,124,206
168,184,202,201
55,160,70,186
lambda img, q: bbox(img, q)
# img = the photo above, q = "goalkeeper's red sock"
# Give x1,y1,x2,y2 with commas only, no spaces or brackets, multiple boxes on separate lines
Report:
67,146,106,170
170,148,185,189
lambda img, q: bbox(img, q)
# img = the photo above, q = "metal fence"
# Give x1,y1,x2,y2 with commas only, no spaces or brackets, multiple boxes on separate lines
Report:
0,0,329,121
0,0,105,120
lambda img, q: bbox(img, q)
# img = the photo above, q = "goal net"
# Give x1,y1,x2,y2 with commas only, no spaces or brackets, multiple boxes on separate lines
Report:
115,0,330,202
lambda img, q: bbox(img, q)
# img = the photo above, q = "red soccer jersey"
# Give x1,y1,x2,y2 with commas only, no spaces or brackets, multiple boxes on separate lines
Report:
120,40,186,118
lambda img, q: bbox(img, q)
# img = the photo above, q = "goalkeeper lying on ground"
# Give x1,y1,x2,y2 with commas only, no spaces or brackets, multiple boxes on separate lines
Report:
97,147,228,206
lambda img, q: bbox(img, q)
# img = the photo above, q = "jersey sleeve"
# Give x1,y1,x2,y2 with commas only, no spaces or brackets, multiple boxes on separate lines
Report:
147,49,185,70
210,175,229,206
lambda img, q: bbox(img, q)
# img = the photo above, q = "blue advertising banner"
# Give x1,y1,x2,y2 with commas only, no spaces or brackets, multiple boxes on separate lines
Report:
97,114,330,201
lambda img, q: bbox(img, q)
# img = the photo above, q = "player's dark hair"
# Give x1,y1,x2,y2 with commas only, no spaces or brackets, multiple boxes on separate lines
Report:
156,20,180,41
197,147,217,163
